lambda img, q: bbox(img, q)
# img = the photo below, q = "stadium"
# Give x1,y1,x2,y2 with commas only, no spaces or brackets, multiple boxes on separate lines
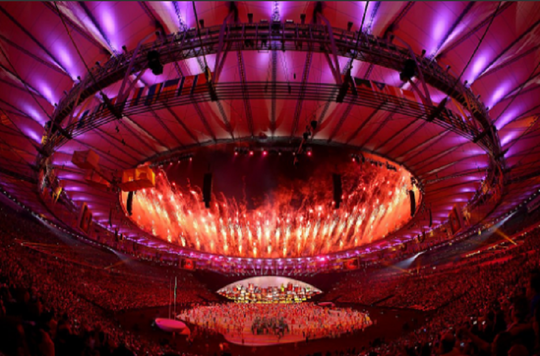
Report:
0,1,540,355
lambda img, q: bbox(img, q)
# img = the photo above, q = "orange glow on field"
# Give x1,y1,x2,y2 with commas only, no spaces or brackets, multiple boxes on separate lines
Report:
122,152,419,258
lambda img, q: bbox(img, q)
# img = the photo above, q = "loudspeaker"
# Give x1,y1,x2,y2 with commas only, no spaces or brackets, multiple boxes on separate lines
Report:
400,59,417,81
203,173,212,208
126,191,133,216
147,50,163,75
333,174,343,209
409,190,416,216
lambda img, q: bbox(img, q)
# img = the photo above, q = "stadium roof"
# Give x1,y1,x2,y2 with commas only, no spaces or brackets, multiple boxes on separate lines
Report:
1,2,540,267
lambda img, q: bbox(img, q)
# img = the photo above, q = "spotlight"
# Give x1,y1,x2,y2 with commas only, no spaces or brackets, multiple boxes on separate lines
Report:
147,50,163,75
249,150,254,156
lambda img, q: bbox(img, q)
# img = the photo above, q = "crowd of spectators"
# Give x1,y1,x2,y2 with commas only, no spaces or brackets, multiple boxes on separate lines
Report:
1,206,217,312
0,204,213,355
3,198,540,355
326,226,534,311
323,226,540,356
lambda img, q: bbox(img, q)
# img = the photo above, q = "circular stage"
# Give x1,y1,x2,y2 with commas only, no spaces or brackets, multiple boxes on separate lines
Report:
177,303,372,346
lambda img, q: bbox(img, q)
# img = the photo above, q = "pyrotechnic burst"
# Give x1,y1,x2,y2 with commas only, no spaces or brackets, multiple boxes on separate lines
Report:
123,152,418,258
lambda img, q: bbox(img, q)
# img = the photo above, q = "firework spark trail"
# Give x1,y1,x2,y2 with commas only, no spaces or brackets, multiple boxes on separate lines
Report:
124,161,418,258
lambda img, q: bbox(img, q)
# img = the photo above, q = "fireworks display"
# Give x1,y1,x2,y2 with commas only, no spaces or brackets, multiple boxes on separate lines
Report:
122,146,419,259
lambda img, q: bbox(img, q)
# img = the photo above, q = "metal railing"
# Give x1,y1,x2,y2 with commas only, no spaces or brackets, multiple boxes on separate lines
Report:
47,81,487,153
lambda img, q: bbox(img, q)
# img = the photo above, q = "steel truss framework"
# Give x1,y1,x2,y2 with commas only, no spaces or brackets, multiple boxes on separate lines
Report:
47,22,501,160
55,82,481,150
